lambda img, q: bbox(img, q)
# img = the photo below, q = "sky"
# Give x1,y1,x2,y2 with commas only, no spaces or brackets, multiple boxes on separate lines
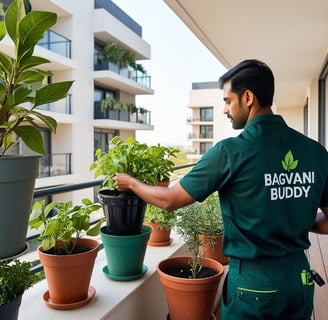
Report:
112,0,227,147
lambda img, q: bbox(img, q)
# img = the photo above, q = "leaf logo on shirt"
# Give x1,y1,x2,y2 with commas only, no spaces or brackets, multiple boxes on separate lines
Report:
282,150,298,172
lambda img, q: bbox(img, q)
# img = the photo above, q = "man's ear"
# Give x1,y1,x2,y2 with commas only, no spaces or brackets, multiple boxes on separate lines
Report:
244,90,254,107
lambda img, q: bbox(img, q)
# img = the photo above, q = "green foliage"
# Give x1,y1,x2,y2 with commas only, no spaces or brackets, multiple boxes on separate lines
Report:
175,192,223,278
0,0,73,155
144,204,177,230
99,42,146,74
0,258,37,306
90,136,178,189
29,198,104,254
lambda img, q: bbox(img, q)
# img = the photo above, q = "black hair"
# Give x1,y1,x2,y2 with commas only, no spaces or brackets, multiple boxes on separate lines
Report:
218,59,274,107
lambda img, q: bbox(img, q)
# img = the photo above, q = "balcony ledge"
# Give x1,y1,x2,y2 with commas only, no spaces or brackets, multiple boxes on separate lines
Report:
19,232,188,320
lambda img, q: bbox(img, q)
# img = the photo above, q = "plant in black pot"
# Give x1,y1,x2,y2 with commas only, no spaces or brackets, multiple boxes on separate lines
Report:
0,0,73,259
28,198,104,310
0,258,37,320
157,200,225,320
90,136,175,235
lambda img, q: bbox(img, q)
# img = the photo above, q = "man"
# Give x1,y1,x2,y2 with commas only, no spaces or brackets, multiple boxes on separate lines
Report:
114,59,328,319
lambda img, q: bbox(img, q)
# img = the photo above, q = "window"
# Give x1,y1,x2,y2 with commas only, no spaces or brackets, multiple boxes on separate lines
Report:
200,107,213,121
94,129,119,155
94,87,117,119
200,125,213,139
200,142,213,154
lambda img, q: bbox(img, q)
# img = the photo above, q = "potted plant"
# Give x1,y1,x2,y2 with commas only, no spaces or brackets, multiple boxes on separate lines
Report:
198,192,229,265
90,136,177,235
0,0,73,259
28,198,104,310
144,204,177,246
157,200,225,320
0,258,37,320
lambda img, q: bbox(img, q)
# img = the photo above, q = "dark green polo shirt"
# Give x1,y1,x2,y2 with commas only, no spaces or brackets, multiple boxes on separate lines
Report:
180,115,328,259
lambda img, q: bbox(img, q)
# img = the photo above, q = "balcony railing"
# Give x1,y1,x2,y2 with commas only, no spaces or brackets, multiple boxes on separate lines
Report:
39,153,72,178
187,133,214,139
37,94,72,114
94,58,152,89
94,106,151,125
38,29,72,58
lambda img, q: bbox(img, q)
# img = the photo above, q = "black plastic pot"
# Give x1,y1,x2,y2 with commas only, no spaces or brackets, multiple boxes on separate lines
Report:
0,295,22,320
98,189,147,235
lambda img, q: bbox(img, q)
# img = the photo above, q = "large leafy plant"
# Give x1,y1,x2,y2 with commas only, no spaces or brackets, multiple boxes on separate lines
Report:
0,258,37,306
90,136,178,189
29,198,104,255
0,0,73,156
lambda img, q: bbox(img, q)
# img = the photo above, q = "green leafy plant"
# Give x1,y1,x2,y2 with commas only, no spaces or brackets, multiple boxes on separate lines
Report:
175,203,204,279
144,204,177,231
28,198,104,255
175,192,223,278
0,0,73,156
99,42,146,74
198,192,224,248
0,258,37,306
149,144,178,183
90,136,178,189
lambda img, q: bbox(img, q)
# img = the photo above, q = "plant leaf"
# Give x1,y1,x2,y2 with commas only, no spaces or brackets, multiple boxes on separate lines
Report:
13,125,45,154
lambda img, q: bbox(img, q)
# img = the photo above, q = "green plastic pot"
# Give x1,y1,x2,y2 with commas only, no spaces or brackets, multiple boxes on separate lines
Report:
100,225,152,281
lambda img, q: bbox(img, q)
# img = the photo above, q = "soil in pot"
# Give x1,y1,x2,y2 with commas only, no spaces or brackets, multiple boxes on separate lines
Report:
163,264,218,278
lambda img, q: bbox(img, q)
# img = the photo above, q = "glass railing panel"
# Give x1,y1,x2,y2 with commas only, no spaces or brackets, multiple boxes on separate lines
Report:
38,30,71,58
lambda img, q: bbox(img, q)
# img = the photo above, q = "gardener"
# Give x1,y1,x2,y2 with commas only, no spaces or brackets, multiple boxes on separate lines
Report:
114,59,328,319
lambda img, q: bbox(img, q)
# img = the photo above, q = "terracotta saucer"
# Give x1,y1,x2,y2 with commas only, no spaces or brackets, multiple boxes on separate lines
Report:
43,286,96,310
102,264,148,281
148,238,173,247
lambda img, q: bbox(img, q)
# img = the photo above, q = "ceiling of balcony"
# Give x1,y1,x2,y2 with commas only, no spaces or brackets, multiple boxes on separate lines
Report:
164,0,328,109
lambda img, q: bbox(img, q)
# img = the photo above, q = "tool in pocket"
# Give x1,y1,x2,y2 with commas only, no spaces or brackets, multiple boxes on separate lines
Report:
301,269,325,286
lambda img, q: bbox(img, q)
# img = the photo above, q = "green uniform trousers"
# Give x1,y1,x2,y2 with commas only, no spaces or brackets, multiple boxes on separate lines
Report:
221,252,314,320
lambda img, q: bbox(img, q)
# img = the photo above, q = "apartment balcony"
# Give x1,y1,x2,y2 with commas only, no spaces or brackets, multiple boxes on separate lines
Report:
94,60,153,95
94,0,142,37
94,106,151,126
15,175,327,320
187,133,214,140
187,116,213,124
38,29,72,59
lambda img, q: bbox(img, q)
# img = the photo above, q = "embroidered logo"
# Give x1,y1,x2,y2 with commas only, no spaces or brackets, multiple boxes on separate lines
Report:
264,150,314,200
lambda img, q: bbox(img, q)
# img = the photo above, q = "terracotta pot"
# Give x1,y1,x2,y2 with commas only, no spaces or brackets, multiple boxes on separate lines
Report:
146,222,171,246
157,256,224,320
38,238,99,309
199,234,229,265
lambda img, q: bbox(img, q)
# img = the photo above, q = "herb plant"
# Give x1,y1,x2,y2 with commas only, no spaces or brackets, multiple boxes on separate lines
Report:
144,204,177,231
90,136,178,189
0,258,37,306
29,198,104,255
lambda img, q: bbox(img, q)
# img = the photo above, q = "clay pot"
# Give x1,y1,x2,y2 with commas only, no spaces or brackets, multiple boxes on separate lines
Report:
146,222,171,246
157,256,224,320
199,234,229,265
38,238,99,309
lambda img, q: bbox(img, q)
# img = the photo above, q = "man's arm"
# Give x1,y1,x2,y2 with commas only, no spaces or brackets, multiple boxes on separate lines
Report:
311,207,328,234
113,173,195,211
